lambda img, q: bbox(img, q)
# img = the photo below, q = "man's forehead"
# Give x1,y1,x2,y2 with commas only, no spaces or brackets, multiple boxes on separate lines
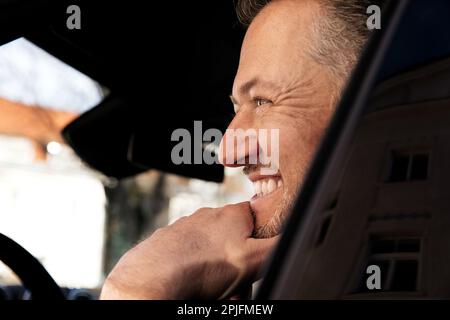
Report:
244,0,320,39
233,0,319,95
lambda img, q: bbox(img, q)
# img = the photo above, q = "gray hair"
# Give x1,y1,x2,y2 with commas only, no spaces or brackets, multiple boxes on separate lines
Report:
236,0,379,90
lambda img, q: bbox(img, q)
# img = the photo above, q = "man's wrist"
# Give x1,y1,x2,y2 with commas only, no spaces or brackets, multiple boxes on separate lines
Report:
100,273,174,300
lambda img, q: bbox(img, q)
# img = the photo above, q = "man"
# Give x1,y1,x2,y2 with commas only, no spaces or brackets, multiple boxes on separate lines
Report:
101,0,374,299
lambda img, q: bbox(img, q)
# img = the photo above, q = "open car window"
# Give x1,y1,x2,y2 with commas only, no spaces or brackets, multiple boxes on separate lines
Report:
0,35,251,296
0,37,108,290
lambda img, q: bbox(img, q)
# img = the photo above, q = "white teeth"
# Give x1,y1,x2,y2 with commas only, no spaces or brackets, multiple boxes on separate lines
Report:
254,180,262,195
261,180,268,195
252,178,283,197
267,179,277,194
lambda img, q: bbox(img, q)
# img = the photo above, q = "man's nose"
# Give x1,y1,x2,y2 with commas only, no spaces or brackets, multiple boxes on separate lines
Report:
219,114,259,167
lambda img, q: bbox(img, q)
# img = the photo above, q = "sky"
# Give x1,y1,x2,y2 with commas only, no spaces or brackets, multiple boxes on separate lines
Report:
0,37,103,113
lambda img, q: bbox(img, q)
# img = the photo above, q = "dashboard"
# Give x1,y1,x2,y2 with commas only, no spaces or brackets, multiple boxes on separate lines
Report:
0,285,98,300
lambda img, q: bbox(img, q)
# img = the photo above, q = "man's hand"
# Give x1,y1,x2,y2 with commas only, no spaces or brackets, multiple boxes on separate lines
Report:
100,202,279,300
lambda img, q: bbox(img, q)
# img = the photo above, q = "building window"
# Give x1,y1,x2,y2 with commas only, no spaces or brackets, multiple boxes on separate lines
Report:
388,151,429,182
355,237,421,293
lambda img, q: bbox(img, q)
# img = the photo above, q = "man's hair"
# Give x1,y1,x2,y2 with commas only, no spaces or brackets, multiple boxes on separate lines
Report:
236,0,381,90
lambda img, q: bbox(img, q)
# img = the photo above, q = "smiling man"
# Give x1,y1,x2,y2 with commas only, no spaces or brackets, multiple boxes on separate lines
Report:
101,0,375,299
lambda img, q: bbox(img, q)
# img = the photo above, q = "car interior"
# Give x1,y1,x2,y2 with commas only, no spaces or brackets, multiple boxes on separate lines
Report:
1,0,450,300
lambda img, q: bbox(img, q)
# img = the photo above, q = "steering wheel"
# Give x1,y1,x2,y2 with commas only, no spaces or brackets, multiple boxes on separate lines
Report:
0,233,65,300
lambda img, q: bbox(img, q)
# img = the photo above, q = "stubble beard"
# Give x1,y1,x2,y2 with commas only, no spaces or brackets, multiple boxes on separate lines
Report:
252,185,298,239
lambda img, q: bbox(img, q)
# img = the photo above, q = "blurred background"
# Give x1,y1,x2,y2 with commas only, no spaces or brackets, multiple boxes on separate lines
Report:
0,37,253,291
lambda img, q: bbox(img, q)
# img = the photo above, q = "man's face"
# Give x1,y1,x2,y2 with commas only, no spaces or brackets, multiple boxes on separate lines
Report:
220,0,337,238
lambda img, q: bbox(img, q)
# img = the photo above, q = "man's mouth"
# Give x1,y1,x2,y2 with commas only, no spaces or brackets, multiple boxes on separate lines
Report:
251,176,283,198
246,170,284,227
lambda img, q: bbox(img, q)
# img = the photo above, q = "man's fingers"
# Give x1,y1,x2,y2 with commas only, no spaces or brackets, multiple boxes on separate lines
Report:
244,236,280,280
221,202,255,235
229,201,253,215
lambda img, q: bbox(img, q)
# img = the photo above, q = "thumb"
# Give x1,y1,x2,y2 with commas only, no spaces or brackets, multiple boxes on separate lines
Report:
244,235,280,281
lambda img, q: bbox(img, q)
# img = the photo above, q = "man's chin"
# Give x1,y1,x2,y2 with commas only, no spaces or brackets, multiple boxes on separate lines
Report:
250,184,299,239
250,187,286,238
253,219,282,238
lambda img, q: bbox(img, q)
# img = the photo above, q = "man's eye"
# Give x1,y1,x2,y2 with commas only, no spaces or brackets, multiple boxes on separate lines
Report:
255,98,271,107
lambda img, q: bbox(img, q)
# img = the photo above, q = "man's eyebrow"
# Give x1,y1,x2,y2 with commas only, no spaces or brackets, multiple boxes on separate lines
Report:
230,78,282,104
238,78,280,96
